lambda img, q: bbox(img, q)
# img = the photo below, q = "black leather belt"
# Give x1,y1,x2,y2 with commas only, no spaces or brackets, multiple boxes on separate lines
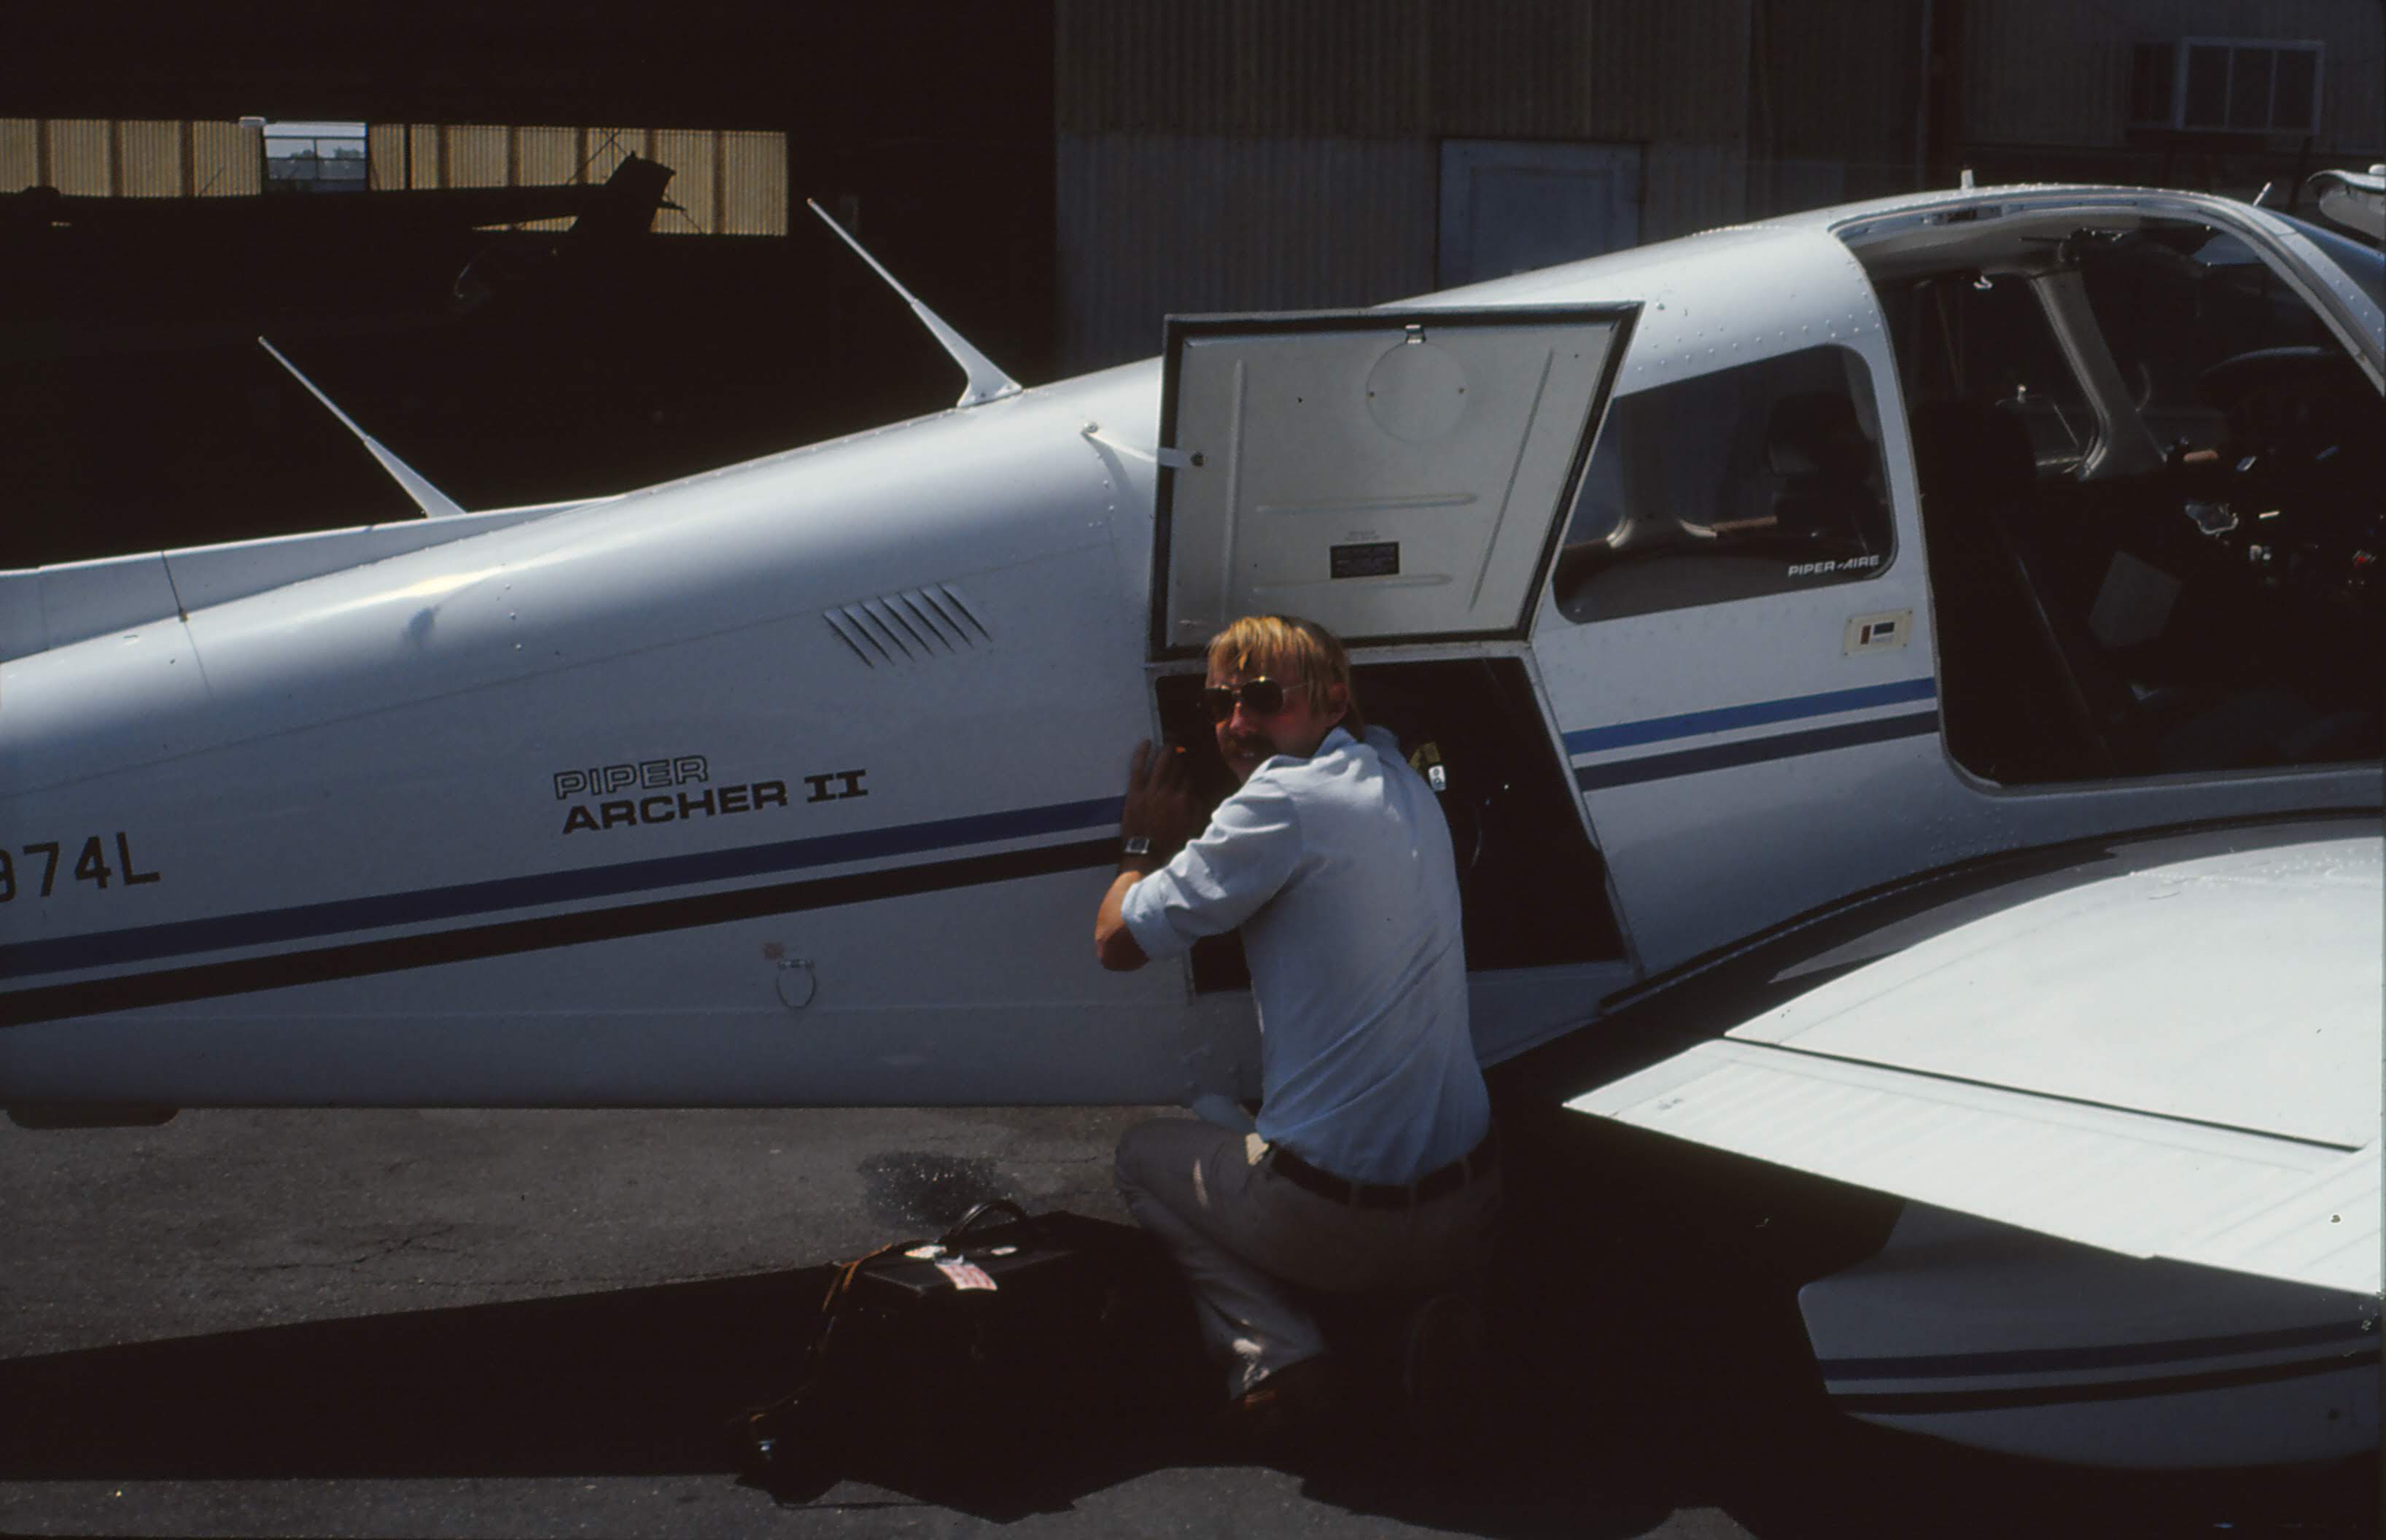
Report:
1265,1128,1498,1210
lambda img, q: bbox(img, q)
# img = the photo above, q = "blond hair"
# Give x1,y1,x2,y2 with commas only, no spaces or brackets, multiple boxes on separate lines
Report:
1205,615,1364,736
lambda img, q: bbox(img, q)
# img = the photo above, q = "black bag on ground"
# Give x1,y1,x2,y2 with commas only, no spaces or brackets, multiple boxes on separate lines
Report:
736,1200,1196,1496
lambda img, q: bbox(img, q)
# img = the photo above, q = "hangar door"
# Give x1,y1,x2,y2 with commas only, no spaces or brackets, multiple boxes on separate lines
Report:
1151,306,1635,658
1438,141,1643,287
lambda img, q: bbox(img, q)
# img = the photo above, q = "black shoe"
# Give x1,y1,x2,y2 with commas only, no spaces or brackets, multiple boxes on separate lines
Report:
1212,1355,1345,1464
1400,1291,1489,1456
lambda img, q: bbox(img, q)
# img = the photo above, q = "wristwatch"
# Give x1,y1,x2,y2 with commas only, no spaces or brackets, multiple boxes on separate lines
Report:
1122,835,1154,858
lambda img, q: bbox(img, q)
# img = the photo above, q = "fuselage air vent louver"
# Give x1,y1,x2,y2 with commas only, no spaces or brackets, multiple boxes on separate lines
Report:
824,583,990,667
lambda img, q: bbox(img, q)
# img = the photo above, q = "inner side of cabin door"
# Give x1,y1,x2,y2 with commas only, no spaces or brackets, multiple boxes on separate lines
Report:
1151,305,1636,658
1149,306,1641,1071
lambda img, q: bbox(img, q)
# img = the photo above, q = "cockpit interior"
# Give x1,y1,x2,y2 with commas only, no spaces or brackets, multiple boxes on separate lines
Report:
1849,208,2384,784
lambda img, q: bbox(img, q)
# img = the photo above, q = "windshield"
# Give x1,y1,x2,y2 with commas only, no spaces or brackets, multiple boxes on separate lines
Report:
2276,211,2386,311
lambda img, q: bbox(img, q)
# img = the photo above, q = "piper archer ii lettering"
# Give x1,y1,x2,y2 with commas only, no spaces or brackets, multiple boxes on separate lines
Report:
550,753,868,834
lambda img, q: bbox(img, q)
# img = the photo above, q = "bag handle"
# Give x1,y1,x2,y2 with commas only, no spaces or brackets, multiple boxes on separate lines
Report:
940,1198,1040,1248
815,1200,1041,1321
819,1237,914,1315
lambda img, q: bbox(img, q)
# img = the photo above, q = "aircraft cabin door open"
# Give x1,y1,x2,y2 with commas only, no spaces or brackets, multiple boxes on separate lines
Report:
1149,306,1640,1069
1151,306,1636,657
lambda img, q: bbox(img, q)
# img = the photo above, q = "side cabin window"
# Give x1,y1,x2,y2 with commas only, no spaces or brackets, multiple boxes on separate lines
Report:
1551,345,1895,623
1895,275,2098,474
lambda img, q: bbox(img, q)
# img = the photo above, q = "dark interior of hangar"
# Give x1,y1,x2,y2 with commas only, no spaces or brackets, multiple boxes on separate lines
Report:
2,5,1057,567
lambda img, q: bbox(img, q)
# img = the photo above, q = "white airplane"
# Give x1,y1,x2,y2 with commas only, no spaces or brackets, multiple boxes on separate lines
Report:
2308,163,2385,240
4,182,2379,1469
1550,818,2379,1471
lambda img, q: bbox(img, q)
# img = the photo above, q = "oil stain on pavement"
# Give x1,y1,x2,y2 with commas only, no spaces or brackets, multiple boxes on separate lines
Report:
857,1151,1009,1232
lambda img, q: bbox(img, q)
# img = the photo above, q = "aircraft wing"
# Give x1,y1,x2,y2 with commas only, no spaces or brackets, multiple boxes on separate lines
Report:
1568,833,2382,1298
2307,165,2386,239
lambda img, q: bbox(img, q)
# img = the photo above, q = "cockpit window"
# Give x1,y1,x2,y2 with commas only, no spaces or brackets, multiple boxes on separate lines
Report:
2078,225,2344,463
1551,344,1895,623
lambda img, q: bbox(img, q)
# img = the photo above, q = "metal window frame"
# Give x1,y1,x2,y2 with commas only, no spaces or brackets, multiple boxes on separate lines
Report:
1548,340,1903,628
2126,42,2179,128
259,122,368,194
2167,37,2325,135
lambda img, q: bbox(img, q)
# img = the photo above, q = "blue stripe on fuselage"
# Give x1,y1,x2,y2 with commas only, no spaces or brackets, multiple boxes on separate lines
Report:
1817,1318,2381,1382
0,796,1122,982
1563,676,1939,758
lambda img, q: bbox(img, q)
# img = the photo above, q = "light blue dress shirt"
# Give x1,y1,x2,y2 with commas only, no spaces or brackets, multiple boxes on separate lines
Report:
1121,724,1488,1185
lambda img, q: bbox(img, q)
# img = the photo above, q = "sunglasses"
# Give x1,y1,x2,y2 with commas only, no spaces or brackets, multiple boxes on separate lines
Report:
1202,677,1307,723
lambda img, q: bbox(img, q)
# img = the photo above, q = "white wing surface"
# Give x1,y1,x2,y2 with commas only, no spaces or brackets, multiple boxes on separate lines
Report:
1569,835,2382,1296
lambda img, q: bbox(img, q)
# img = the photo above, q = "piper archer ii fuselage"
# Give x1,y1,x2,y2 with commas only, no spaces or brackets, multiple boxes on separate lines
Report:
4,182,2379,1116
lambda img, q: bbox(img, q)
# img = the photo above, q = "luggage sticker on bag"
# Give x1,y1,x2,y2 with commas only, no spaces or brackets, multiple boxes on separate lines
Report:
936,1259,998,1291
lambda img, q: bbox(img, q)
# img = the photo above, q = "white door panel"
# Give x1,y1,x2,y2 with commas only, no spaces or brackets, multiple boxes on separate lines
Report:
1154,306,1632,655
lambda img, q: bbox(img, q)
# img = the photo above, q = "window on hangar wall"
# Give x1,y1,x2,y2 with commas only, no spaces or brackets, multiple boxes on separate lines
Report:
262,120,368,193
2130,39,2323,135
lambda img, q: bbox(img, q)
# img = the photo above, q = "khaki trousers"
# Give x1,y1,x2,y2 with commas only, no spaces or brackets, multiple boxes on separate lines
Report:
1114,1116,1501,1396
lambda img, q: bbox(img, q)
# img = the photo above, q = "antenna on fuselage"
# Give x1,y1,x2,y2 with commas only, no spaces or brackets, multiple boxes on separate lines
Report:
806,198,1022,409
255,337,467,519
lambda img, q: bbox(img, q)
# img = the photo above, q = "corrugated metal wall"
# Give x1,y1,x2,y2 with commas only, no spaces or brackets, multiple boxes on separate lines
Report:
1763,0,1924,168
1051,0,2382,373
0,119,262,197
119,121,184,197
1053,1,1797,371
716,131,788,237
1962,0,2385,150
517,125,578,187
1052,126,1774,372
43,118,108,192
652,129,716,234
0,115,803,225
1056,133,1438,369
1054,1,1943,370
361,123,790,235
2314,6,2386,148
1646,140,1750,235
1057,0,1754,142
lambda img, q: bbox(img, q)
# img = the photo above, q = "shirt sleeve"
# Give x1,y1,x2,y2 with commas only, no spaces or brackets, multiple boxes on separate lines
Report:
1119,777,1304,962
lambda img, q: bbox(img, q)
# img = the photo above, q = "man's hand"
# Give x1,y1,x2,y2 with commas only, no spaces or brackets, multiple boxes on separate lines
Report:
1096,739,1202,971
1121,738,1202,857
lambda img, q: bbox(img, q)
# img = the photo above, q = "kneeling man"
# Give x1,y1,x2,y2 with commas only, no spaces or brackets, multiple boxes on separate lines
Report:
1094,614,1497,1427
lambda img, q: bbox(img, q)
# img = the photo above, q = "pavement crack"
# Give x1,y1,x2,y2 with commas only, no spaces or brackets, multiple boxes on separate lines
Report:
240,1222,467,1273
343,1221,465,1267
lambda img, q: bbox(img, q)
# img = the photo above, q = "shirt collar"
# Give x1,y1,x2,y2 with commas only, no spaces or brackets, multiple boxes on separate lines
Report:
1251,725,1358,777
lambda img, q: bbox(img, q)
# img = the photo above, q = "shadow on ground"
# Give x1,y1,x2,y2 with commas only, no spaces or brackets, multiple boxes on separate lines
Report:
4,1103,2374,1536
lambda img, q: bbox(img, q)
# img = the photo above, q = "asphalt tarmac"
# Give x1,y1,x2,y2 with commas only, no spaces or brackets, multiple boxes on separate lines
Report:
1,1103,2374,1539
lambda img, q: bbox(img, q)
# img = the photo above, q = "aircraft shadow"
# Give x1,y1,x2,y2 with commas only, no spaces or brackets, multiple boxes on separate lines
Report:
1,1107,2373,1536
